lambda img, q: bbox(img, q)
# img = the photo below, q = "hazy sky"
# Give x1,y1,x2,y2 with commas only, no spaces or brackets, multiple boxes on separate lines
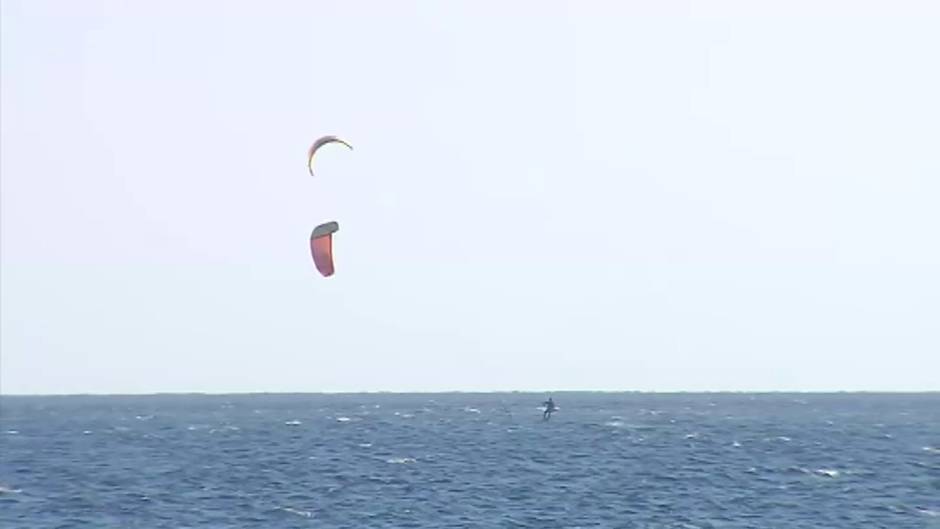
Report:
2,0,938,394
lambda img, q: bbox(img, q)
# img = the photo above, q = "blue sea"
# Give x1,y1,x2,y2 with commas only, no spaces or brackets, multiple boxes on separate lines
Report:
1,393,938,528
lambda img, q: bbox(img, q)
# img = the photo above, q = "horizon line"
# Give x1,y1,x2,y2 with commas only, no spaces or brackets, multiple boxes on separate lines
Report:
2,389,938,397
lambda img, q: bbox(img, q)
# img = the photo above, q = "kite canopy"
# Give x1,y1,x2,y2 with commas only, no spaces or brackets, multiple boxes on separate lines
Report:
307,135,352,176
310,221,340,277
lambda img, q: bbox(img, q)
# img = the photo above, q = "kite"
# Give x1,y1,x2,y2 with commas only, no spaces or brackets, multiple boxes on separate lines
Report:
310,221,340,277
307,135,352,176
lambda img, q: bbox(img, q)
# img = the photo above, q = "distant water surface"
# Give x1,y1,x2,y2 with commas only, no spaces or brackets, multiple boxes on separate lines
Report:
1,393,938,528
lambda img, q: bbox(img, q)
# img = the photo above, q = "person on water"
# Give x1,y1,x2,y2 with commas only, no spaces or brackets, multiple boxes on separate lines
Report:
542,397,557,420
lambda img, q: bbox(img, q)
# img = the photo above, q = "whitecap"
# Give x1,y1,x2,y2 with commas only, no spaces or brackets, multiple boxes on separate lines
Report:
685,433,699,440
464,407,481,414
387,457,417,464
776,436,792,442
284,420,302,426
83,430,93,435
604,421,624,428
335,416,351,422
358,443,373,448
814,468,840,478
0,485,22,494
5,430,19,435
280,507,313,518
923,446,940,454
732,440,742,448
917,508,940,517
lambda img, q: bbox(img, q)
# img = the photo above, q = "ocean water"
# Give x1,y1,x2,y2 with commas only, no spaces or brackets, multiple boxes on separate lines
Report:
1,393,938,528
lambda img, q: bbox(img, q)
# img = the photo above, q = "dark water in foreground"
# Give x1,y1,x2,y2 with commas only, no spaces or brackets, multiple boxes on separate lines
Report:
1,393,938,528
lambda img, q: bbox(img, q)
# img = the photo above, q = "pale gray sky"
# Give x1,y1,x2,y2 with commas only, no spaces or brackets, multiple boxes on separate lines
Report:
2,0,938,394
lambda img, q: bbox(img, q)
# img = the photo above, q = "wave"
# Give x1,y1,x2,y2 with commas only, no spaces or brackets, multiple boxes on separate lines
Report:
386,457,417,464
209,426,241,434
280,507,313,518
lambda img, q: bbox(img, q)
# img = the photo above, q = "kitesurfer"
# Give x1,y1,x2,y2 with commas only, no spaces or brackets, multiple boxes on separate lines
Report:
542,397,557,420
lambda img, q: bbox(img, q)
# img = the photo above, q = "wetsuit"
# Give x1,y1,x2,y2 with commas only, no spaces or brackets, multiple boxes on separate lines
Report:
543,398,556,420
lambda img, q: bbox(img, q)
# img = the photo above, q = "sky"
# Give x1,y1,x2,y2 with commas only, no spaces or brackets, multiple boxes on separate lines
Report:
1,0,938,394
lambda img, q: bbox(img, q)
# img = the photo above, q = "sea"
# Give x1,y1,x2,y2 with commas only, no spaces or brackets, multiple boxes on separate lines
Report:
1,393,938,528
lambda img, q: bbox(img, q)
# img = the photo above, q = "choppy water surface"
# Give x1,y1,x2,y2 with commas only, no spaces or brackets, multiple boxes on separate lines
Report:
1,393,938,528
